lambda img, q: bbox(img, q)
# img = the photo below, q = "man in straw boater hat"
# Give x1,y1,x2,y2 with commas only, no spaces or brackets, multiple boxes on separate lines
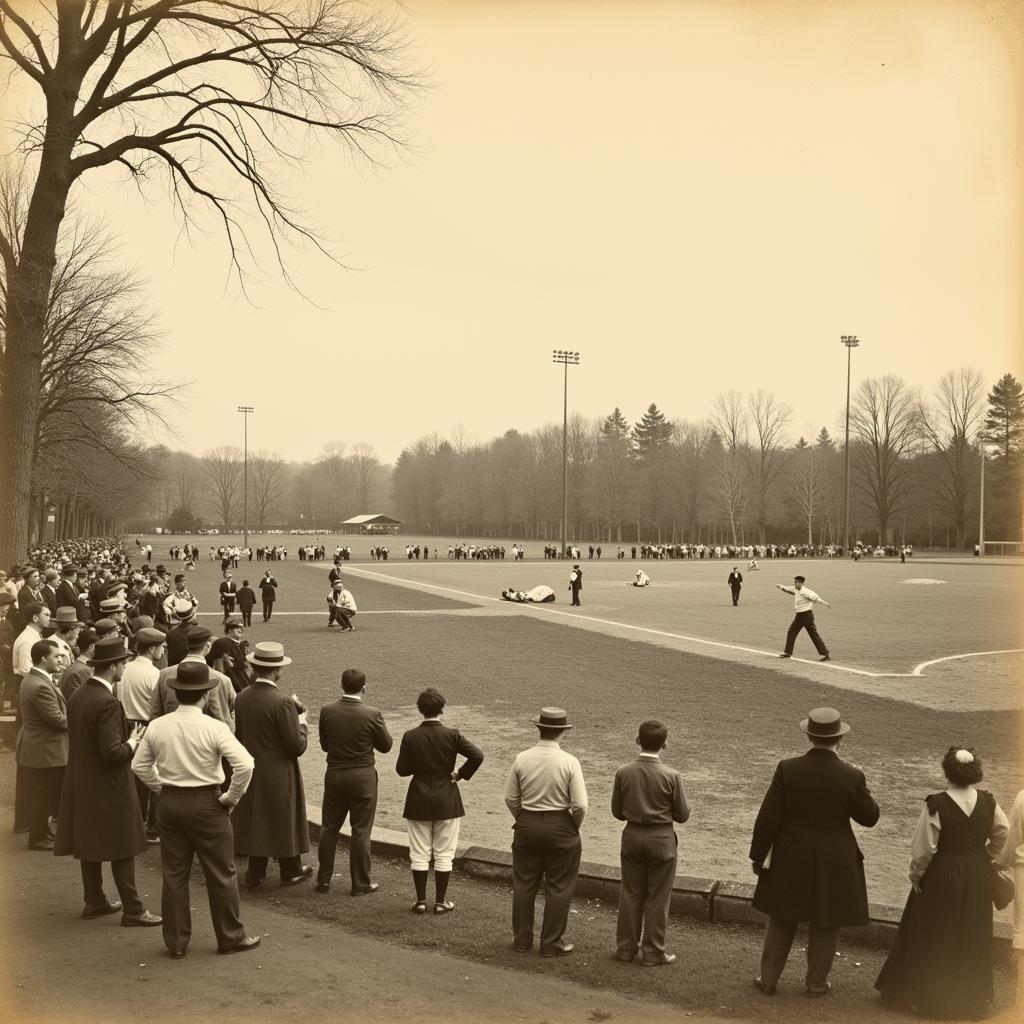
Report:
132,660,260,958
54,636,162,927
748,707,880,998
232,642,312,888
504,707,588,957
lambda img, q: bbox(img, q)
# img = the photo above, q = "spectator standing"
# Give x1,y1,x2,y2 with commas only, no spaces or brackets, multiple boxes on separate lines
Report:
316,668,392,894
396,688,483,914
504,707,588,957
611,720,690,966
259,571,277,622
235,580,257,628
749,707,878,997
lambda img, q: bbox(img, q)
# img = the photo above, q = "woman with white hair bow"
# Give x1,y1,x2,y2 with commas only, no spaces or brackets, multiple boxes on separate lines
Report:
875,746,1010,1019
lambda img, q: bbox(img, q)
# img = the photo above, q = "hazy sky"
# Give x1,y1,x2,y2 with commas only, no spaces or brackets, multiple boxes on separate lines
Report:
9,0,1024,463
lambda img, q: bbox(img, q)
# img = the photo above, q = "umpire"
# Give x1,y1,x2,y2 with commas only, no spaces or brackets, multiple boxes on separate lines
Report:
132,661,260,958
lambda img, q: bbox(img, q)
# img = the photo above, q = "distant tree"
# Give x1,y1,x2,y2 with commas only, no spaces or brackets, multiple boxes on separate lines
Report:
981,373,1024,462
590,409,636,542
746,391,791,543
351,443,380,514
632,403,673,459
249,452,286,530
710,391,750,544
202,446,243,529
168,506,200,533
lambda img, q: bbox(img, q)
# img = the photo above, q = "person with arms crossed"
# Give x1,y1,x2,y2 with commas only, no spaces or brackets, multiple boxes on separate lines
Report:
504,707,588,957
611,719,690,966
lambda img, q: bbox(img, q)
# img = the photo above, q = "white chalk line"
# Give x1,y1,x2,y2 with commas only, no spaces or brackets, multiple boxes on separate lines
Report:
303,566,1024,680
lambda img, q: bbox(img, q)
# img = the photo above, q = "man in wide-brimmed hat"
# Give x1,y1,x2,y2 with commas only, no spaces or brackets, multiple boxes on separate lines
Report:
748,707,879,998
232,642,311,888
504,707,588,957
55,637,162,928
49,607,83,667
132,660,259,958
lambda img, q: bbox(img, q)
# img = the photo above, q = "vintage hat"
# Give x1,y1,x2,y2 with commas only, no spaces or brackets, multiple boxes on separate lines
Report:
332,579,344,588
224,617,243,629
794,575,806,583
88,636,132,666
60,565,77,575
170,599,195,621
76,627,97,650
530,706,574,730
0,592,16,607
800,707,850,738
93,618,119,636
44,568,59,582
184,624,212,645
52,607,83,628
169,660,216,692
135,627,167,647
99,597,124,613
156,564,167,573
107,580,127,595
74,566,88,575
247,641,292,668
174,573,187,583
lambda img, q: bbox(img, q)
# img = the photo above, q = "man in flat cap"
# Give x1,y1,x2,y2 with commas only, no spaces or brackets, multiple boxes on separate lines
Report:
504,707,588,957
151,625,233,730
55,636,161,927
41,569,59,615
749,707,879,997
133,661,259,958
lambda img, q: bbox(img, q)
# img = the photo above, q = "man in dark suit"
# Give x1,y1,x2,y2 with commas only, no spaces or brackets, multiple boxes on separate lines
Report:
219,572,238,623
41,569,59,615
749,707,880,997
728,567,743,606
235,581,256,628
611,720,690,966
568,564,582,607
54,636,161,926
258,571,277,622
17,639,68,850
231,642,311,887
396,687,483,912
55,566,87,624
17,568,45,614
316,668,392,895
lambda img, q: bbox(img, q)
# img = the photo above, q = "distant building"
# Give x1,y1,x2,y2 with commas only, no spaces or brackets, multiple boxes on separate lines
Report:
339,514,403,536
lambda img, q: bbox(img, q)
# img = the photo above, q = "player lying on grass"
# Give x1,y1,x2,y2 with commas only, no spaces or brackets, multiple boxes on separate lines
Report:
500,585,556,603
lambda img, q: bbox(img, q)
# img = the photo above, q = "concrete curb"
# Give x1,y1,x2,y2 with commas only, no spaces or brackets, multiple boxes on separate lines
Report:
304,804,1013,951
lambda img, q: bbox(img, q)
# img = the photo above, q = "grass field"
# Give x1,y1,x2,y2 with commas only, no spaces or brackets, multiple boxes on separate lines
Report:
133,535,1023,910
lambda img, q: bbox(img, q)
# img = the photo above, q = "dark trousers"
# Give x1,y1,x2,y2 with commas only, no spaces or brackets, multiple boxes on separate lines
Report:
13,761,30,832
81,857,145,916
157,785,246,953
616,825,677,962
329,607,354,629
127,720,158,836
23,765,63,844
262,601,273,621
731,586,741,606
511,810,582,951
759,916,840,992
784,610,829,656
317,766,377,890
221,601,236,622
570,586,581,607
239,608,253,627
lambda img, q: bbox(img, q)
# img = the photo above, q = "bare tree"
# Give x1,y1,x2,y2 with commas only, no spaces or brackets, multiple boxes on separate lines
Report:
250,451,286,529
918,368,985,548
202,446,243,529
747,390,791,543
710,391,750,544
787,438,829,545
0,0,415,564
351,442,379,514
849,375,921,543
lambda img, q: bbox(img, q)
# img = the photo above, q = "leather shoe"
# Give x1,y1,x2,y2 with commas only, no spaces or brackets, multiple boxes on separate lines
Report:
539,943,574,958
169,949,187,960
778,653,791,659
82,900,122,919
754,977,777,996
219,936,261,955
122,910,162,927
351,883,380,896
807,983,832,998
243,875,264,889
281,865,313,886
28,838,55,851
614,950,637,962
513,943,532,953
642,953,677,967
315,882,330,893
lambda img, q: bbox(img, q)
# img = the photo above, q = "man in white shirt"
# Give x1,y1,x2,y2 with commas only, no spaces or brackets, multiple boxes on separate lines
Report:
330,585,357,631
504,707,588,957
776,575,831,662
133,660,259,958
119,627,167,843
13,602,51,679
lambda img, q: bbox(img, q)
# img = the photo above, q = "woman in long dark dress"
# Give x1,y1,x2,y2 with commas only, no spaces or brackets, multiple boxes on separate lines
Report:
876,747,1010,1019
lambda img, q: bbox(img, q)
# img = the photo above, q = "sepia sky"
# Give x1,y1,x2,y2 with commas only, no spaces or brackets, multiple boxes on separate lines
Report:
8,0,1024,464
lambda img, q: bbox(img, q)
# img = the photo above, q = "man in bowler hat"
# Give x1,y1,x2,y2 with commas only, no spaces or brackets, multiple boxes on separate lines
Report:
749,707,879,997
568,565,583,607
504,707,588,956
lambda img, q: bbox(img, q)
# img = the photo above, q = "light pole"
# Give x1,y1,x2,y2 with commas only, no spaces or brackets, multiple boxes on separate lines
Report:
552,350,580,559
979,436,986,556
841,335,860,555
237,405,254,547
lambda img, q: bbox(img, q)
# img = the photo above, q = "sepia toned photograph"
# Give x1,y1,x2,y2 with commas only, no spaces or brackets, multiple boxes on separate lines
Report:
0,1,1021,1022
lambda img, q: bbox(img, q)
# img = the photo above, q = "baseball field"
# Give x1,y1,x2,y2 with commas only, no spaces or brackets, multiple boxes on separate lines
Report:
135,533,1023,910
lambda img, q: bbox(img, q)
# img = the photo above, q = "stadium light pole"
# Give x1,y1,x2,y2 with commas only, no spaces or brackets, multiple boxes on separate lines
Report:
552,350,580,559
979,434,986,556
841,336,860,555
237,405,254,547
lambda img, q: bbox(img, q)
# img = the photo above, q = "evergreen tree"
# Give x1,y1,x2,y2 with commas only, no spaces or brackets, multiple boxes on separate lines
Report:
795,436,809,450
632,403,674,459
601,407,631,443
982,373,1024,462
816,427,835,450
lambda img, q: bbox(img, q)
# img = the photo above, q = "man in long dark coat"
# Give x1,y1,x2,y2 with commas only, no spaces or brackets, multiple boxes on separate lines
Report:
748,707,879,997
232,642,311,887
55,636,162,926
